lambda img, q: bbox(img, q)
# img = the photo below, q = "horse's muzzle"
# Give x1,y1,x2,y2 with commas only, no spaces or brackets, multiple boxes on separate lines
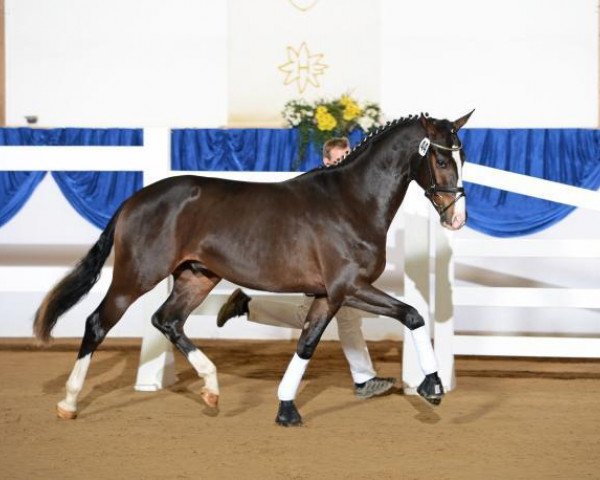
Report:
441,211,466,231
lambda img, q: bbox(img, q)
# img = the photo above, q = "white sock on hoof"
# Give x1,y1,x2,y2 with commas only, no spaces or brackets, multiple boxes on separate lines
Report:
188,349,219,394
411,326,438,375
62,353,92,411
278,353,309,401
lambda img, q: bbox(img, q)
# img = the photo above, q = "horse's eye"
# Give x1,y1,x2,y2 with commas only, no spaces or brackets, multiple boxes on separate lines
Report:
436,160,448,168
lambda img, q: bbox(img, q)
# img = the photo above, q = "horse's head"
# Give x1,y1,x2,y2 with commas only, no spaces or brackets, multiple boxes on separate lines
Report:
413,110,474,230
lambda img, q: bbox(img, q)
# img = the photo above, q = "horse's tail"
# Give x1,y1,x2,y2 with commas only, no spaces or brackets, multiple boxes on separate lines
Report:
34,207,122,344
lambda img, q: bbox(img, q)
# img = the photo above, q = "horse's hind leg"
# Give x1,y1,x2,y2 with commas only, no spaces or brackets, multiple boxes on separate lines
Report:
57,284,144,419
151,265,221,408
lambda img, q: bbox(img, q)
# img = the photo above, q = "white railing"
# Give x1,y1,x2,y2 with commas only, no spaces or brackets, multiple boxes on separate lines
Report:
3,130,598,395
440,163,600,359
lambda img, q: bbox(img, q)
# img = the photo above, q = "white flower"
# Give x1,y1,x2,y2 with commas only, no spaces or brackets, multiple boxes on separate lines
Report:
357,116,375,131
290,113,302,126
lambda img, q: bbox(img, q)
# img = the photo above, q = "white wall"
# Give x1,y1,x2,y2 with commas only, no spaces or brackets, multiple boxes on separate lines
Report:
381,0,598,127
228,0,381,126
6,1,596,128
5,0,228,128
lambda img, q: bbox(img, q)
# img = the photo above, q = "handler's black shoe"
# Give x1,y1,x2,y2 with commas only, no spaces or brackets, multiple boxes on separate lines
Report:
355,376,396,399
217,288,251,327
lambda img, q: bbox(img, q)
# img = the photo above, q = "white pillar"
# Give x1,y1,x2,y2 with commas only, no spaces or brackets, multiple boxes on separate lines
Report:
434,223,456,392
402,184,431,394
134,128,177,391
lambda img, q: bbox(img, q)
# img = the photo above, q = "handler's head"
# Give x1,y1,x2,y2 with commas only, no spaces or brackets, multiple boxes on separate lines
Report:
323,137,350,166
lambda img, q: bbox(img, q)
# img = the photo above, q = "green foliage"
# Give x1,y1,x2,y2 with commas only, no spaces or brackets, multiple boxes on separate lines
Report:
282,94,383,170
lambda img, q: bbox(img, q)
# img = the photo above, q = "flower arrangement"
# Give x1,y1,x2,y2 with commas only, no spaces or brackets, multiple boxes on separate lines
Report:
282,94,383,169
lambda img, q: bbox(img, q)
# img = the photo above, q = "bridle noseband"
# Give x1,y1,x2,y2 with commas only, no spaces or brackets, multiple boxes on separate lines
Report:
419,134,466,216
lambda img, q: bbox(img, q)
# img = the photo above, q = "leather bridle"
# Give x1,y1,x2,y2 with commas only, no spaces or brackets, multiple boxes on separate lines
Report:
422,134,465,215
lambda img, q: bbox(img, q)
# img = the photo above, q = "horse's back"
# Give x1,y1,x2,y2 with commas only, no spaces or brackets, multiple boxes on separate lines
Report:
114,175,321,288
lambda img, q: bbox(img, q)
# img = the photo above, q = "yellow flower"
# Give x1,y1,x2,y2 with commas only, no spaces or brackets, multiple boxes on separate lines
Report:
315,105,328,116
315,108,337,131
339,95,352,106
338,95,362,121
343,102,362,121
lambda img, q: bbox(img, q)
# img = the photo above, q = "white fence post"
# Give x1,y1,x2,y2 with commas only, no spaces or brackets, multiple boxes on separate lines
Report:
134,128,177,392
433,224,455,391
402,184,432,394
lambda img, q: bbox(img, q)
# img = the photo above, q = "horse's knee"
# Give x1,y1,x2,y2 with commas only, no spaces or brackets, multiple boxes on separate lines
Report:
403,307,425,330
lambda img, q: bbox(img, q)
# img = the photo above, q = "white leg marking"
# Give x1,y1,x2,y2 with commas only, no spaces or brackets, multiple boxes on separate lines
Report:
411,326,438,375
187,349,219,394
58,353,92,413
278,353,310,401
452,149,466,228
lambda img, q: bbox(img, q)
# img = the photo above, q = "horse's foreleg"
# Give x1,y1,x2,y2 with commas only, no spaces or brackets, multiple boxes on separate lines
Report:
57,285,142,419
276,296,337,427
344,284,444,405
151,267,220,408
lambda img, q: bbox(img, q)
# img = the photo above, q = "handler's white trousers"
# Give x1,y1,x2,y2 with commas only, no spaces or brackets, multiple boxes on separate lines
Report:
248,296,376,384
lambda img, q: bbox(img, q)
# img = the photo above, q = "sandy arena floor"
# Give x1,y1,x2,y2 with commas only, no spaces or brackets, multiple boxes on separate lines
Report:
1,338,599,480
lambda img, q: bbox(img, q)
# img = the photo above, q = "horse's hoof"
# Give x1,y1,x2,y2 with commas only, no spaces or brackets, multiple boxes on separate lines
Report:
275,400,303,427
56,402,77,420
417,372,444,406
201,389,219,409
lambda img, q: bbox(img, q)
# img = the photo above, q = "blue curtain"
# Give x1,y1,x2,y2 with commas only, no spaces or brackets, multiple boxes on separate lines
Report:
52,171,142,229
172,127,600,238
460,129,600,237
172,128,364,171
0,128,143,229
0,171,47,228
4,127,598,236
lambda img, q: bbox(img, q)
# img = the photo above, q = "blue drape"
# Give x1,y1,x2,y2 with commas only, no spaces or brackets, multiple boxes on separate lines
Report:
0,171,47,228
460,129,600,237
172,128,364,171
0,128,143,229
172,127,600,238
3,127,599,237
51,171,142,229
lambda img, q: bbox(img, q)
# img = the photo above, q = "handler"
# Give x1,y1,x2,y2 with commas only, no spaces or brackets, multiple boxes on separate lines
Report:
217,137,395,399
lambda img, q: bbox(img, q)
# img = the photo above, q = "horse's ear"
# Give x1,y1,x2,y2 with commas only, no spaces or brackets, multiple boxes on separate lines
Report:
419,113,436,137
453,109,475,131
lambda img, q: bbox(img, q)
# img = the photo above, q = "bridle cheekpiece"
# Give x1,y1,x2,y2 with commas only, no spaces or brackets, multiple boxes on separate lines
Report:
418,132,466,215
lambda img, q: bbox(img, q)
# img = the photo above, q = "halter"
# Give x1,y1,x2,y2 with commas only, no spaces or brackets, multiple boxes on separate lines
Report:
419,134,466,215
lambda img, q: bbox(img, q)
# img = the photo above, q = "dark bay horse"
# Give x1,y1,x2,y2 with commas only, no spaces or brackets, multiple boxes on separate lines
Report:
34,111,473,425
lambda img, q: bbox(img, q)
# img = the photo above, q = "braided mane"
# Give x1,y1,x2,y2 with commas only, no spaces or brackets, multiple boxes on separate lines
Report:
324,114,420,170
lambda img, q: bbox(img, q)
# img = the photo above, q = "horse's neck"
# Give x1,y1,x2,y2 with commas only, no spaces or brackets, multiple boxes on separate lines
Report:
342,139,415,231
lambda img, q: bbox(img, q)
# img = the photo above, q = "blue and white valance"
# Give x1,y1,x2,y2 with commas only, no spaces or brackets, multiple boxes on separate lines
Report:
0,128,143,229
171,128,365,172
460,129,600,237
2,127,599,237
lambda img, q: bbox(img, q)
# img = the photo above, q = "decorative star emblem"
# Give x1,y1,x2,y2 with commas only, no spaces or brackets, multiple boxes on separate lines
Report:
288,0,319,11
278,42,328,94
